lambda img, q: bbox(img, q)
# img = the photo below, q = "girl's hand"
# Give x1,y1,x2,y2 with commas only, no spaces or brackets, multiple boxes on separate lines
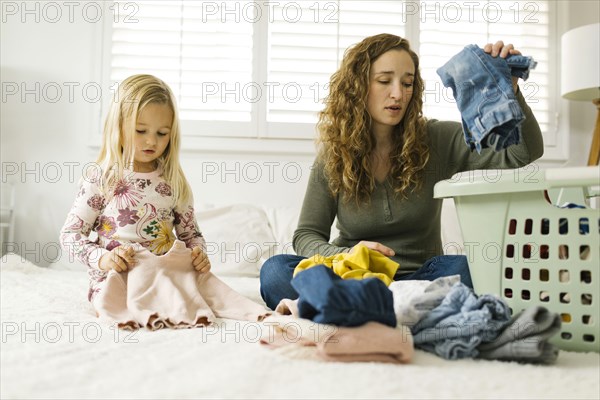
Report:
191,246,211,273
353,241,395,257
483,41,521,93
99,246,136,272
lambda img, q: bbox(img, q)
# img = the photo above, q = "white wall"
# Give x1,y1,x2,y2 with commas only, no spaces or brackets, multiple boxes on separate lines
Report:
1,0,598,266
1,5,101,266
564,1,600,165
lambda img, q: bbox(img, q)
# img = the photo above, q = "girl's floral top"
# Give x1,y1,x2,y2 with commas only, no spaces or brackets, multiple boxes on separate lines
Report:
59,169,205,301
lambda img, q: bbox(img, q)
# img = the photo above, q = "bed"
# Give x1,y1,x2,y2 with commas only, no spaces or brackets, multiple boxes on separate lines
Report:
1,203,599,399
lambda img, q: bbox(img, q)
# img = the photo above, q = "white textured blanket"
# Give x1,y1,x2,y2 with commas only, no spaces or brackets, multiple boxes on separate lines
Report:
1,254,599,400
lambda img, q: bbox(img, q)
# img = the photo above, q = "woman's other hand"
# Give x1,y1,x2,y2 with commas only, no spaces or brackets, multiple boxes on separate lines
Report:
353,240,395,257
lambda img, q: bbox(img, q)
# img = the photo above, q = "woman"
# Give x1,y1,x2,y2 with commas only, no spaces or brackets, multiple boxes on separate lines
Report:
260,33,543,310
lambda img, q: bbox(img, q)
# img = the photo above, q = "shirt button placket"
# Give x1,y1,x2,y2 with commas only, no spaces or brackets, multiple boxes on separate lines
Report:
383,186,392,222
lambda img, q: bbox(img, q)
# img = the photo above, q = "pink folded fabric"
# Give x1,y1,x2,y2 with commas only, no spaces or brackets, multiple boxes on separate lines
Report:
93,240,269,330
317,322,413,364
261,315,414,364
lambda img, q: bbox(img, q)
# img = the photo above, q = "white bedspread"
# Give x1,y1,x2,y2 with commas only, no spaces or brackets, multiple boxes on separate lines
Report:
1,254,599,400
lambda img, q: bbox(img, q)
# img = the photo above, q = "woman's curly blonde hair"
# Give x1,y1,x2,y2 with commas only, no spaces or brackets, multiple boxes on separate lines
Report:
317,33,429,204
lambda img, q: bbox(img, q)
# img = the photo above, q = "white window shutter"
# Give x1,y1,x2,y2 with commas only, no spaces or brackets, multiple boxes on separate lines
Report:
265,1,406,138
110,0,255,137
105,0,560,158
419,1,557,151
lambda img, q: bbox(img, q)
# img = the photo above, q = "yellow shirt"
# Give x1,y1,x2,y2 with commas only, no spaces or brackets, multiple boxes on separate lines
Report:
293,244,399,286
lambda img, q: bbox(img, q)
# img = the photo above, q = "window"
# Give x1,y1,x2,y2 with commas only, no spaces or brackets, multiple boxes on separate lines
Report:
417,1,563,159
103,0,565,158
265,1,405,138
108,1,255,137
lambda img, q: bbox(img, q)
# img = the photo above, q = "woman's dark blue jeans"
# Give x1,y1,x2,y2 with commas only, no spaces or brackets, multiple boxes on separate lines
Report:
259,254,473,310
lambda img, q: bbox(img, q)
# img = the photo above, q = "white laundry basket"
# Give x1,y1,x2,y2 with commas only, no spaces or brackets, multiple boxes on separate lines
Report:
434,166,600,352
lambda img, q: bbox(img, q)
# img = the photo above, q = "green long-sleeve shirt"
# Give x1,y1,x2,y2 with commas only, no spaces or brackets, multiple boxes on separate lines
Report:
293,90,544,274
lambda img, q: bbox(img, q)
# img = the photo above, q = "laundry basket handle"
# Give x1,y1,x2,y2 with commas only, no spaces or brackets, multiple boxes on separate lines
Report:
544,166,599,189
434,166,599,199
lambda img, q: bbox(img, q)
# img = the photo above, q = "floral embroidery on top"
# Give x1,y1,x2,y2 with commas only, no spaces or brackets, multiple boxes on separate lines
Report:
135,179,152,191
113,178,143,209
117,207,139,227
156,207,172,222
87,194,105,211
106,240,121,251
175,206,198,233
64,214,87,232
144,220,175,254
174,206,204,244
96,215,117,238
155,182,172,197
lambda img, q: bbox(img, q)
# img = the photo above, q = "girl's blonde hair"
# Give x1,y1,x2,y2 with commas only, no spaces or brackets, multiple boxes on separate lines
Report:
317,33,429,204
93,74,192,207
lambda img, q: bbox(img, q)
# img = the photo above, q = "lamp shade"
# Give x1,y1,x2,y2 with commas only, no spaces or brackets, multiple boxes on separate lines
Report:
561,23,600,101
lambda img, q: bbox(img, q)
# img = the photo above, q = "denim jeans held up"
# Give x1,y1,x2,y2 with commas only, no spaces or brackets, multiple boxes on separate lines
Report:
436,44,537,153
259,253,473,311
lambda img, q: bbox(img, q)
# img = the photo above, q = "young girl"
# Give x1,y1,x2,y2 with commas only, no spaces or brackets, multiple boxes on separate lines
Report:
60,74,210,302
